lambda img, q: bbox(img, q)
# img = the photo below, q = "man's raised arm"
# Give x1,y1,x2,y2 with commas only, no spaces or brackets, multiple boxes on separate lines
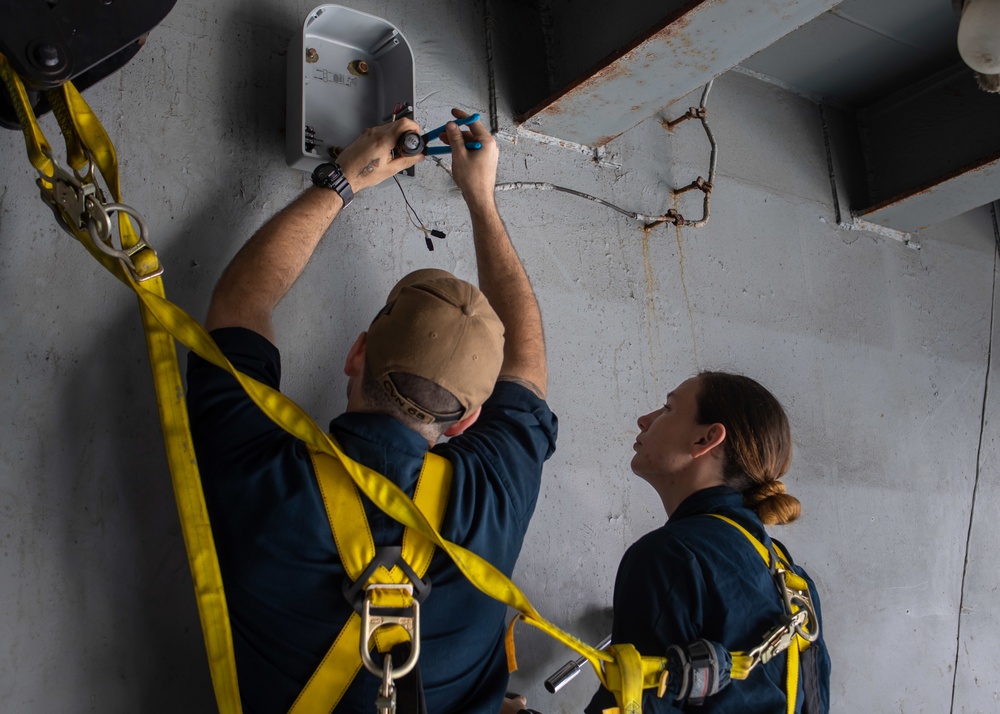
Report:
443,110,547,399
206,118,423,343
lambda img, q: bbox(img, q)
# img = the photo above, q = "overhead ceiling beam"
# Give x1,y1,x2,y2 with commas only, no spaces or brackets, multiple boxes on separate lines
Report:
849,65,1000,232
856,153,1000,233
517,0,843,147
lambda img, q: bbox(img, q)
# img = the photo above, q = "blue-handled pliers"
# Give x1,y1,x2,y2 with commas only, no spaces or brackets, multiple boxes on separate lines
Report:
422,113,483,155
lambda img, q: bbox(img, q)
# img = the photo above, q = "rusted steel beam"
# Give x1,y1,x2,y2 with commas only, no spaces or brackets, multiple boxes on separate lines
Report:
518,0,841,147
856,152,1000,233
847,65,1000,233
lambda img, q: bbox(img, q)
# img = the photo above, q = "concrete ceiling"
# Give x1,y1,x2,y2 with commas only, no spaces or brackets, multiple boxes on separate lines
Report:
736,0,1000,234
739,0,961,108
498,0,999,234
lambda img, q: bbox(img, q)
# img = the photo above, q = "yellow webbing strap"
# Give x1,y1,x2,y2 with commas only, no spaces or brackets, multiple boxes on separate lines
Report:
707,514,808,714
602,644,644,714
0,53,243,713
785,636,800,714
1,53,668,713
0,55,54,177
289,449,451,713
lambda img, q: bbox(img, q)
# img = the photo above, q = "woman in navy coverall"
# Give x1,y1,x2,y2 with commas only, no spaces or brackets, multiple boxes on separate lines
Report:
586,372,831,713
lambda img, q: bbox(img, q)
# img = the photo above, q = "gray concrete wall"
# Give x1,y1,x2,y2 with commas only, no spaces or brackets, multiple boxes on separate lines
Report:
1,0,997,711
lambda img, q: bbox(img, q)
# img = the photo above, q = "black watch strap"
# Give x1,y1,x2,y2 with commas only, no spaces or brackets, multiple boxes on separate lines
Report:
311,162,354,208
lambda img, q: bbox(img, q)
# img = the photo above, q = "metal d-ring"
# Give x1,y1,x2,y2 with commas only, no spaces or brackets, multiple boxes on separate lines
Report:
359,584,421,680
85,200,163,281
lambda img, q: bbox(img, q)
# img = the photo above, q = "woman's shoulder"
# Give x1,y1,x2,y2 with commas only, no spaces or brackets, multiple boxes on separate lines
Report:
623,521,711,570
625,512,766,567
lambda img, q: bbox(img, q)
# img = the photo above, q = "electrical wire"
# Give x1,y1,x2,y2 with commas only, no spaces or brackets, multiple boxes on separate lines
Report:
950,200,1000,711
393,174,445,250
493,182,665,222
478,1,715,230
432,158,673,227
426,81,717,232
491,82,717,229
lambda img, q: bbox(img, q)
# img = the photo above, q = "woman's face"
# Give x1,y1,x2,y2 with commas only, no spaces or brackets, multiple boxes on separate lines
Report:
630,377,703,482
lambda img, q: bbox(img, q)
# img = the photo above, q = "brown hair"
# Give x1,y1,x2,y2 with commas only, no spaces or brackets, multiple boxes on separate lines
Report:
695,371,801,525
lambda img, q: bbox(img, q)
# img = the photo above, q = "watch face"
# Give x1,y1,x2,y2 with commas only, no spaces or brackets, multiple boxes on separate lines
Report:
314,163,339,182
311,162,351,204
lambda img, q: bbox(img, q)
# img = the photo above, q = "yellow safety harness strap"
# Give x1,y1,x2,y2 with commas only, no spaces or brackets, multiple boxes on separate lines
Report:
401,452,452,576
729,653,755,681
602,643,646,714
2,53,667,713
56,77,241,711
785,637,800,714
0,54,243,713
707,514,809,714
313,450,377,582
0,55,54,177
290,449,451,713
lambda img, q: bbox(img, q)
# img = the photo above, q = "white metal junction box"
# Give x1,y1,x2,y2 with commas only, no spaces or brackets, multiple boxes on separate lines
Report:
285,5,415,172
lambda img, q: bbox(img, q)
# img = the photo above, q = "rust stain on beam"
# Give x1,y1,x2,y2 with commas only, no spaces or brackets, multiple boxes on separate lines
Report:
519,0,840,147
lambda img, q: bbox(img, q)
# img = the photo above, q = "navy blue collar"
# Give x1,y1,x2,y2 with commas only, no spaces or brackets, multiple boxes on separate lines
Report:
670,485,743,521
670,485,772,546
328,411,430,462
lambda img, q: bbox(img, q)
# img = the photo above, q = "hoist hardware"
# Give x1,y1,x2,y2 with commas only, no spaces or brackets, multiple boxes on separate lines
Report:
375,653,397,714
743,607,813,674
34,152,162,281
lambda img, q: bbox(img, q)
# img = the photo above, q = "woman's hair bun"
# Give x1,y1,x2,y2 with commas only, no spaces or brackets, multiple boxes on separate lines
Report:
743,479,786,505
748,485,801,526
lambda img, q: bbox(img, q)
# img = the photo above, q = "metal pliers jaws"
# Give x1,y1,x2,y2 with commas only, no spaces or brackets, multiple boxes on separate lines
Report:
36,159,163,282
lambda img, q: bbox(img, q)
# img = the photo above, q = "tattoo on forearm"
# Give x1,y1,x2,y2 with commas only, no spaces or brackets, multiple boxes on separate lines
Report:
357,158,380,178
498,375,545,398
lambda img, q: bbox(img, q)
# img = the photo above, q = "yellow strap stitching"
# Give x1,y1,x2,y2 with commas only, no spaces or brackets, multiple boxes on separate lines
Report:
288,613,365,714
46,88,88,171
310,451,376,581
402,451,452,575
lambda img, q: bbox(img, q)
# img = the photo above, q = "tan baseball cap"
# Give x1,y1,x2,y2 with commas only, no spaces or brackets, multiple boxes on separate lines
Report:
366,269,505,424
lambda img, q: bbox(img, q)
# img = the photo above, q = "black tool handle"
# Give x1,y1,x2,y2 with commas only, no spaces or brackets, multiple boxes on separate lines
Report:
396,131,425,157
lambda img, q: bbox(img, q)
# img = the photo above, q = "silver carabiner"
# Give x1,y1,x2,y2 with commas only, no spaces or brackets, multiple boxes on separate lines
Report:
375,653,397,714
85,200,164,282
788,592,820,643
34,151,163,282
745,607,816,673
746,622,794,671
36,156,93,235
772,568,820,644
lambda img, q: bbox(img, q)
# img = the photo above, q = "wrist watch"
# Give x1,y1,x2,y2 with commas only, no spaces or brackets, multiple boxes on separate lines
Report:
311,162,354,208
